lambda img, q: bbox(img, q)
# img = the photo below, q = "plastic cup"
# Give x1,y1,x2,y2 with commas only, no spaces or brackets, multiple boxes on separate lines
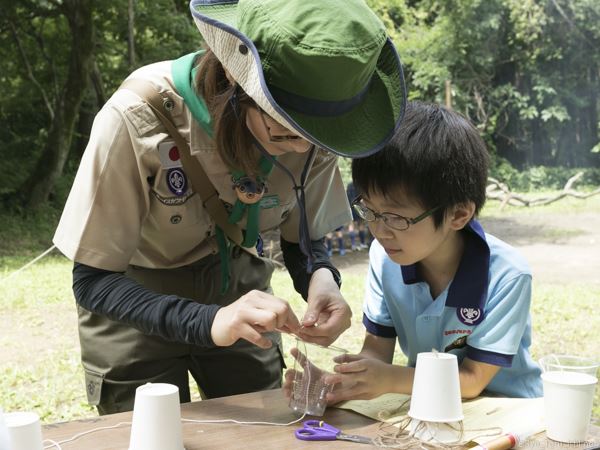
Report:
539,354,599,443
3,411,44,450
408,352,463,423
288,339,346,416
128,383,185,450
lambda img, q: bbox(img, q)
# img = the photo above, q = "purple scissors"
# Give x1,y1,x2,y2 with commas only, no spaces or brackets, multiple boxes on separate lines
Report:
295,420,372,444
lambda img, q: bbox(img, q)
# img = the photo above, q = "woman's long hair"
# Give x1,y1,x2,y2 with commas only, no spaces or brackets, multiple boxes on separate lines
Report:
195,49,263,176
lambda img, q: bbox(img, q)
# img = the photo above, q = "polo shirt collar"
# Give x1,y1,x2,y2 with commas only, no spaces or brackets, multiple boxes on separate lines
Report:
400,219,490,311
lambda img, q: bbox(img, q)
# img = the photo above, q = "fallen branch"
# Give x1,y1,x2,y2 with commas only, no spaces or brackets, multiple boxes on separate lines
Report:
486,172,600,209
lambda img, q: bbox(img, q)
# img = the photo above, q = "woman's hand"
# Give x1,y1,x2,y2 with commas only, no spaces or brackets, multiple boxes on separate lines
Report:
211,290,301,348
297,268,352,346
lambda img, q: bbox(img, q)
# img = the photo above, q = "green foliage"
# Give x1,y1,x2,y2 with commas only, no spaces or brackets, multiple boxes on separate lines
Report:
490,160,600,191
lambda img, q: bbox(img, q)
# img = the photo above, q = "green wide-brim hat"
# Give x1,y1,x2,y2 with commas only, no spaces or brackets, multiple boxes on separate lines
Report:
190,0,406,158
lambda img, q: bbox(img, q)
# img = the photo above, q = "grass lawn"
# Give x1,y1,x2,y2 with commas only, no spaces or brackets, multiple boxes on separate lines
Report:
1,197,599,424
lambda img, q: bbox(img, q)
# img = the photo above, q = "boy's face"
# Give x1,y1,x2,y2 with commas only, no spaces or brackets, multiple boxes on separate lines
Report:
360,189,454,266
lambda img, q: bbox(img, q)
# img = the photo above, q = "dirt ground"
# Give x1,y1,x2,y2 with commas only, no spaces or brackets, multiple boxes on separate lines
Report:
328,212,600,284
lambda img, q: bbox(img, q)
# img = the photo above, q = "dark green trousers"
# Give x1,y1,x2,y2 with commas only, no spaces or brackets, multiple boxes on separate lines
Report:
77,247,284,415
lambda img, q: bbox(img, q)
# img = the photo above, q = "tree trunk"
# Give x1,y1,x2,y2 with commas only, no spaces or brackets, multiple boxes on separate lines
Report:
23,0,95,208
128,0,136,68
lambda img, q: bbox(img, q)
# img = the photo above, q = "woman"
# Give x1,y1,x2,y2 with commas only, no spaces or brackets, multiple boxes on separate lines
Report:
53,0,406,414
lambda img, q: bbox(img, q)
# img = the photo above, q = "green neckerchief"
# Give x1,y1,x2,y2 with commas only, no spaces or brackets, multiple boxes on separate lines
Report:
172,52,272,294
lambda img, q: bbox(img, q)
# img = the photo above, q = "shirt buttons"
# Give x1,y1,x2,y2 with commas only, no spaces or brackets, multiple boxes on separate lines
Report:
170,214,182,224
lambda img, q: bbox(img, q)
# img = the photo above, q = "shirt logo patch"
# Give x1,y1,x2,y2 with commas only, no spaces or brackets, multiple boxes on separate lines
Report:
167,168,188,196
457,307,483,325
158,141,183,168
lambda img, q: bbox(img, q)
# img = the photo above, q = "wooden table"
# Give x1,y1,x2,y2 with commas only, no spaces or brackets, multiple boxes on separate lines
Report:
43,389,600,449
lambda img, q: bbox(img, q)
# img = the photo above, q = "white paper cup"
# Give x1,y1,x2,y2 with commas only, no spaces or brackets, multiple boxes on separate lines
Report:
408,352,463,423
288,339,346,416
3,411,43,450
542,371,597,443
128,383,185,450
0,407,11,450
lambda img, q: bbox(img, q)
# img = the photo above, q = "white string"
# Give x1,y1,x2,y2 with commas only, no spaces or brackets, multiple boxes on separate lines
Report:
43,439,63,450
42,422,131,449
40,340,321,446
0,244,56,284
181,339,312,427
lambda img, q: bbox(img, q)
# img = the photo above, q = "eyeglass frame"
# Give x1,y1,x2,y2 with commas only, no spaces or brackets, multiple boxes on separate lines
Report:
351,196,441,231
257,108,303,142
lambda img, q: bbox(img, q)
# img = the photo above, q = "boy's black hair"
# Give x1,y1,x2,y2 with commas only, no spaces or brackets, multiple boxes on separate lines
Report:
352,101,489,228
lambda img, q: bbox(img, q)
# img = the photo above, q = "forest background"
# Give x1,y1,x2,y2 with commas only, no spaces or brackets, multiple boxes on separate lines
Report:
0,0,599,211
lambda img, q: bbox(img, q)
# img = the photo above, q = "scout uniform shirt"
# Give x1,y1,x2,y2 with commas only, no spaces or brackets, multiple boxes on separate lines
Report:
53,60,351,272
362,220,543,398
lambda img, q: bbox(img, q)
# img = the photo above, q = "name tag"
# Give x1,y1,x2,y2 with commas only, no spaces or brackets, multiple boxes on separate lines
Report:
259,195,280,209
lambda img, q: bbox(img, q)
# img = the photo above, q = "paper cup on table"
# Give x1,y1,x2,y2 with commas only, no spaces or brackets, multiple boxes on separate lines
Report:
3,411,44,450
0,407,10,450
540,354,598,443
408,352,463,443
288,339,346,416
129,383,185,450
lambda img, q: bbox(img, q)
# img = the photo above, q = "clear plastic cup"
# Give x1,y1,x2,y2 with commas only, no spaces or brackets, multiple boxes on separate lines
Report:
288,339,346,416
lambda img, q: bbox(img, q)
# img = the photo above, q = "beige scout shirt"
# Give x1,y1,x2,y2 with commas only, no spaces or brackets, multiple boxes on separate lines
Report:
53,60,351,272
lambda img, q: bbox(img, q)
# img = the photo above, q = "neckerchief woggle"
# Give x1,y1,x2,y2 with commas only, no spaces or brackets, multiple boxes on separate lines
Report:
172,51,315,294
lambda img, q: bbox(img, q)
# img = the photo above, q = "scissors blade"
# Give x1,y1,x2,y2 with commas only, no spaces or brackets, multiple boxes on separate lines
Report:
337,433,373,445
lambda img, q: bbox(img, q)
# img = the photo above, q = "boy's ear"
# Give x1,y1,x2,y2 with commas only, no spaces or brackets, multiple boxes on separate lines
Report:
448,202,475,230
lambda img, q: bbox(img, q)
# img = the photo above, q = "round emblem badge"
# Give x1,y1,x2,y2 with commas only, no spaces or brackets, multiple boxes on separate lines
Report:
167,168,187,196
457,307,483,325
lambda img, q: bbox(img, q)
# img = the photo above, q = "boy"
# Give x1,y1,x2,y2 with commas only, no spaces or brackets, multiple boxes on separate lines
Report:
326,101,542,401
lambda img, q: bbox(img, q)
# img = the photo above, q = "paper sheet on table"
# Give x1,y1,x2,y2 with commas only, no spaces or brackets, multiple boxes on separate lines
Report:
335,394,545,444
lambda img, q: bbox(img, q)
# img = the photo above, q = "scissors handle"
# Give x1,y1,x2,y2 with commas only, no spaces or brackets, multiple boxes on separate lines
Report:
295,420,340,441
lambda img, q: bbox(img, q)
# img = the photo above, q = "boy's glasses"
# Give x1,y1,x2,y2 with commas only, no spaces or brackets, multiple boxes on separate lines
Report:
258,108,303,142
351,196,440,231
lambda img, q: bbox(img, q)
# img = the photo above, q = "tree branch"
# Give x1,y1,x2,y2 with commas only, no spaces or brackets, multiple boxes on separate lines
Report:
9,22,55,120
486,172,600,209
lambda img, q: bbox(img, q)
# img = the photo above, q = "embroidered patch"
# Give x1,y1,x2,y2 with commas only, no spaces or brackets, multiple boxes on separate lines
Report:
167,168,187,196
151,190,194,206
457,307,483,325
158,141,182,168
259,194,280,209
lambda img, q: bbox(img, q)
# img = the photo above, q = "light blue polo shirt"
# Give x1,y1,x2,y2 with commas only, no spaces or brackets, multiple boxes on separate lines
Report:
363,220,543,398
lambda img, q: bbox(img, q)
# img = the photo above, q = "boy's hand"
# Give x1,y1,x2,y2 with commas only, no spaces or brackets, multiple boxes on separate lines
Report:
324,353,400,404
298,268,351,346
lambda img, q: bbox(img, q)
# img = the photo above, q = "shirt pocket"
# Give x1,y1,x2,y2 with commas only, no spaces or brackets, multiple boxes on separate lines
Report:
146,165,212,235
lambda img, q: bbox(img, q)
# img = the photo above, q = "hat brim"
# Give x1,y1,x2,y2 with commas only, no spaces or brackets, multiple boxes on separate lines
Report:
190,0,406,158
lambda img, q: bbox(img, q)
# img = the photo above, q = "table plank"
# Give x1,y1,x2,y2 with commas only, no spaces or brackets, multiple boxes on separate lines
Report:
42,389,600,449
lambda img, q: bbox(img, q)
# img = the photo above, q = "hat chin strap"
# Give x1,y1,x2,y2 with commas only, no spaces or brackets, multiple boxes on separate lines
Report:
250,134,317,273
